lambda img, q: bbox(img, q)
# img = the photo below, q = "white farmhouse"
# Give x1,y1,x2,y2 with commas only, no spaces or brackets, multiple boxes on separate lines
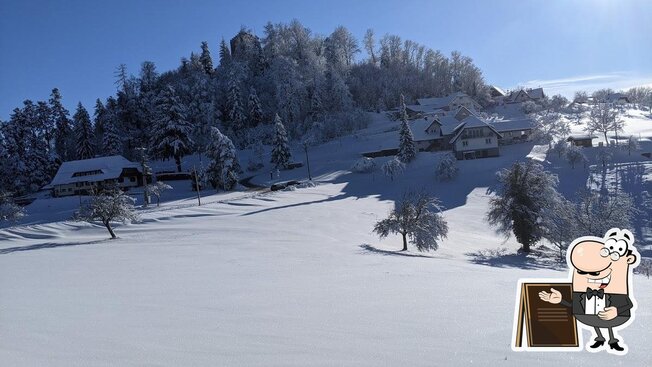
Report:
44,155,145,197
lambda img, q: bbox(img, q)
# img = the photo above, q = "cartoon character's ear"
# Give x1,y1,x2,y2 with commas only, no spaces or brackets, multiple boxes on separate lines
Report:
626,253,637,265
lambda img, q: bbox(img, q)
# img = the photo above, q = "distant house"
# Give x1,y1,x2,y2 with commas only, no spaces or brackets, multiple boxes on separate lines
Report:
605,93,630,104
408,107,502,159
489,118,534,144
489,85,507,98
405,92,482,119
567,135,594,147
44,155,145,197
506,88,546,104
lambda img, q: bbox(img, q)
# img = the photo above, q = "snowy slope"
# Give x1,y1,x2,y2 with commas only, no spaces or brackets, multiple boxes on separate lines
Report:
1,109,651,366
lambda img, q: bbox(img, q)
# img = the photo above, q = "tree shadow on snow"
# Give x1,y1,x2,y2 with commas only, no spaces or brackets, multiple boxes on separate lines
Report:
358,244,435,258
0,239,109,255
466,247,562,270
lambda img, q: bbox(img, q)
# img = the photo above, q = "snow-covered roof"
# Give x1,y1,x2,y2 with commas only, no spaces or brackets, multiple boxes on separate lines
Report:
405,104,446,115
44,155,141,188
489,85,506,97
409,118,437,141
489,118,534,132
526,88,545,100
449,115,502,144
606,93,630,103
416,92,475,109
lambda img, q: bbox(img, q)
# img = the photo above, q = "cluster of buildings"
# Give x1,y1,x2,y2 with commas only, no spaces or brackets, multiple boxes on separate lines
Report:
402,92,535,160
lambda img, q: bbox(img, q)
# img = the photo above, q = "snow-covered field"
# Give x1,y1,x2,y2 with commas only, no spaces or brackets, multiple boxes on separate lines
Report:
1,109,651,366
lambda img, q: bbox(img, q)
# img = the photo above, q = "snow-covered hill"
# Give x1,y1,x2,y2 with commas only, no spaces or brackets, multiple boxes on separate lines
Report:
1,108,651,366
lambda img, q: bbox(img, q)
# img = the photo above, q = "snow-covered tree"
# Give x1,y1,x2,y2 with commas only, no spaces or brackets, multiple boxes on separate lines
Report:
626,135,640,156
550,139,568,159
596,146,613,169
146,181,173,207
226,70,246,141
247,87,264,128
587,103,622,146
531,111,569,147
270,114,291,168
78,187,139,239
397,94,416,163
541,196,577,262
151,85,192,172
435,152,458,181
50,88,72,161
351,157,377,173
0,191,24,222
93,99,106,153
205,128,240,191
565,144,586,169
382,157,405,181
487,161,559,253
373,191,448,252
572,189,636,237
199,41,214,75
73,102,95,160
102,99,123,156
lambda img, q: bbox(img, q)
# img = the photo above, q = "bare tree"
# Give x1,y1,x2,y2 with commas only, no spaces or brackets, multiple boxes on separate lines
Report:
382,157,405,181
78,188,139,239
374,191,448,252
587,103,622,146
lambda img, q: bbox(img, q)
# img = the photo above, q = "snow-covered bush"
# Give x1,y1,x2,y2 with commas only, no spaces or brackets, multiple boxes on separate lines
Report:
351,157,377,173
565,145,586,169
435,153,459,181
522,100,542,114
382,157,405,181
0,193,24,222
77,188,139,239
373,191,448,252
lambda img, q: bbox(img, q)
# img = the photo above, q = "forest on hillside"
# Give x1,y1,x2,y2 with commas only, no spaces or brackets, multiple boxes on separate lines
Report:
0,20,489,198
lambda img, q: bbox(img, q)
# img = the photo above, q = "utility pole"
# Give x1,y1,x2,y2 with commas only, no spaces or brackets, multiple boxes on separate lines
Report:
193,165,201,206
303,141,312,181
136,147,151,208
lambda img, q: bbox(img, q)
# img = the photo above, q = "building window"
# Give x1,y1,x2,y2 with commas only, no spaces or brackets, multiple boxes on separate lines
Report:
462,141,469,147
485,138,492,144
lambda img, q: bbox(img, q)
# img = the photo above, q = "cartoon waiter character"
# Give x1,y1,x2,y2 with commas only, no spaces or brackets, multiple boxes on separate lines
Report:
539,228,640,355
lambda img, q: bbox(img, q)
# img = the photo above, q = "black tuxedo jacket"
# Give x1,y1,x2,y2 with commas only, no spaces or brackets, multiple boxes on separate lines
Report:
560,292,633,317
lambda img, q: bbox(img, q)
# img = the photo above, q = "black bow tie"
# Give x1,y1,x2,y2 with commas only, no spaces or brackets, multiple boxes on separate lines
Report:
586,288,605,300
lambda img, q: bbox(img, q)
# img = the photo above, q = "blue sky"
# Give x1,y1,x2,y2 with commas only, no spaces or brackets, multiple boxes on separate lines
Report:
1,0,651,119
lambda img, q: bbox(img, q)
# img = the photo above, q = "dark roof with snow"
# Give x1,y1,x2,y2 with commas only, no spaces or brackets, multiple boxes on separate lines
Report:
489,118,535,132
449,115,503,144
44,155,141,188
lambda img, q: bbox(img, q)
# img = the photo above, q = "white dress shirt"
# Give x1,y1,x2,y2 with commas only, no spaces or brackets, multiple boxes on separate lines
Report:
585,294,606,315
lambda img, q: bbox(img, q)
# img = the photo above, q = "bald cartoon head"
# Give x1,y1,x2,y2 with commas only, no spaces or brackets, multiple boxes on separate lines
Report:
569,228,639,294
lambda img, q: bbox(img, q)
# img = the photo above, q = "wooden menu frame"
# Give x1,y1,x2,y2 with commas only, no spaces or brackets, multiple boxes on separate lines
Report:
514,282,579,348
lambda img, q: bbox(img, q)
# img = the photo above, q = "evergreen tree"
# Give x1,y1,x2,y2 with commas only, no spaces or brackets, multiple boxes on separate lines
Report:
199,41,214,75
226,72,246,140
205,128,240,191
219,38,231,68
397,94,416,163
270,114,291,168
50,88,72,160
102,97,123,156
93,99,106,153
74,102,95,160
487,161,559,253
35,101,55,151
247,87,264,127
151,85,192,172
